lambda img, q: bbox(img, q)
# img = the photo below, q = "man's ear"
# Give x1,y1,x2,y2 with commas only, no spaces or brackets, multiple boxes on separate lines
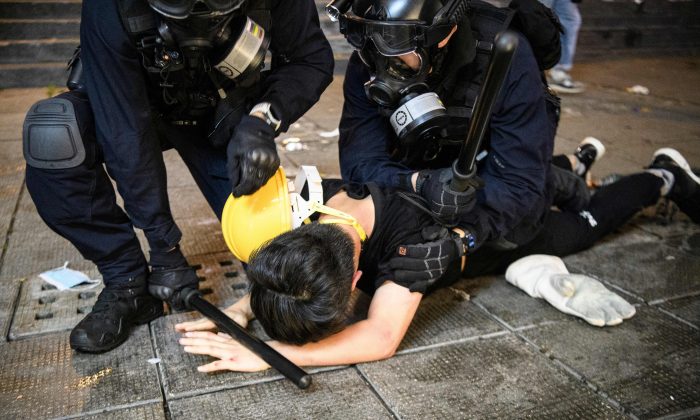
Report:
351,270,363,291
438,25,458,48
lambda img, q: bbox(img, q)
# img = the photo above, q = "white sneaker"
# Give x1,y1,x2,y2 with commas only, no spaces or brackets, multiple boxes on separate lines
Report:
548,68,585,94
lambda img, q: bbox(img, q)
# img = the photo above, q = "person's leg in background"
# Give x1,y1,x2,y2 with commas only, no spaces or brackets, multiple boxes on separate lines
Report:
544,0,585,93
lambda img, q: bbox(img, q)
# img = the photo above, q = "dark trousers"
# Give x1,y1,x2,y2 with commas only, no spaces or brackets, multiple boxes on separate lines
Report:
462,172,664,278
25,90,231,285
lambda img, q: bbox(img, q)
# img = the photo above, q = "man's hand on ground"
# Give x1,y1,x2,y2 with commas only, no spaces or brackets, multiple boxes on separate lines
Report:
179,331,271,372
175,307,250,332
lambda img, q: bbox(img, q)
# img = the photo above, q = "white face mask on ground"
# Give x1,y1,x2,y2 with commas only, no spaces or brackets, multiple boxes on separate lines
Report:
505,254,636,327
39,262,101,291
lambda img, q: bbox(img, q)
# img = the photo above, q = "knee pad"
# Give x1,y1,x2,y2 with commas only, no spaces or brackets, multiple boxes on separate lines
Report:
23,97,86,169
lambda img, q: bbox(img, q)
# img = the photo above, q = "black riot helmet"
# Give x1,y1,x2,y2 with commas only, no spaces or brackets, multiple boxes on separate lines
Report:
330,0,469,145
147,0,245,19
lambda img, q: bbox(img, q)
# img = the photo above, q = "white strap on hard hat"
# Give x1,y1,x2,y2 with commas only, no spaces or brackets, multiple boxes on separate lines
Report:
289,165,324,228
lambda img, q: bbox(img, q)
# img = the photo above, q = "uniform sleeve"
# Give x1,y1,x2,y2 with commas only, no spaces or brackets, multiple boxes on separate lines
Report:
260,0,334,132
338,53,415,189
81,0,179,249
458,34,554,248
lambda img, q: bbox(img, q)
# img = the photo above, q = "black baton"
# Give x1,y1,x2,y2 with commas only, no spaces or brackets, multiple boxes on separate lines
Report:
450,31,519,192
182,289,312,389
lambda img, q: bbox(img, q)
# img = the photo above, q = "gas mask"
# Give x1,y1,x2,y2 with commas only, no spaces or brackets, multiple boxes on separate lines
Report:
359,45,449,146
333,0,469,146
148,0,269,81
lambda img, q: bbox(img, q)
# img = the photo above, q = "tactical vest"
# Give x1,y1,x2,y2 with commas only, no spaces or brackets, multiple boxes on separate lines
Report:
117,0,272,122
396,0,560,168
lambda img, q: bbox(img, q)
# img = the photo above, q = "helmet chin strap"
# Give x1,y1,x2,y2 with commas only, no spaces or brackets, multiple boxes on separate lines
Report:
289,166,367,242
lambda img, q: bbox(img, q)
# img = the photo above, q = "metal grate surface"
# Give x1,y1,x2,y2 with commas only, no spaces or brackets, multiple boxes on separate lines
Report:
564,230,700,302
359,334,625,419
658,295,700,327
9,252,242,338
78,403,165,420
0,328,161,419
399,279,505,352
168,368,393,420
470,275,577,329
9,269,103,339
522,306,700,418
153,312,284,398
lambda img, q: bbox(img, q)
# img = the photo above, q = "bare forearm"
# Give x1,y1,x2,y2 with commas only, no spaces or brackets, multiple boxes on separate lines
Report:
268,319,401,367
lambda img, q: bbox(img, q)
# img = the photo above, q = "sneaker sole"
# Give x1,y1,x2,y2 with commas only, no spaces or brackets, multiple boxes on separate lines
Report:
653,148,700,185
580,136,606,162
548,84,585,94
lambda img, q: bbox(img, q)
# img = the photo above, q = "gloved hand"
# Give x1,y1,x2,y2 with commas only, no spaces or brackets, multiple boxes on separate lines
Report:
505,254,636,326
388,226,467,293
148,247,199,311
415,168,482,221
227,114,280,197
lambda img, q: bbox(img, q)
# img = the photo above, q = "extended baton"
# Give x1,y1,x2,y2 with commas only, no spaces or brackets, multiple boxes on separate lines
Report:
450,31,519,192
181,289,312,389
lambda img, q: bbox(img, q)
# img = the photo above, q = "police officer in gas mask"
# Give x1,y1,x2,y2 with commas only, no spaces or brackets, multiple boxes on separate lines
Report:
22,0,333,353
331,0,562,284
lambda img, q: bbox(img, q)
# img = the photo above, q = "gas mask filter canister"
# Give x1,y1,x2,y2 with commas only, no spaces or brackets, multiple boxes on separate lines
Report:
215,17,269,80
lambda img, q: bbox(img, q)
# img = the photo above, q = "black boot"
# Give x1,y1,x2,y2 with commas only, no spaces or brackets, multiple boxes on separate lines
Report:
70,275,163,353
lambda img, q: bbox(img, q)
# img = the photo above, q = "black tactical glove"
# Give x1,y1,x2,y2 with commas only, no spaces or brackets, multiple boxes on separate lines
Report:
415,168,483,221
227,114,280,197
389,226,473,294
148,247,199,311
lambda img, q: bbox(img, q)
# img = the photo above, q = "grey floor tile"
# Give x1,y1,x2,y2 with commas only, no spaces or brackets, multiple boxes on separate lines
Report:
0,328,161,419
0,277,20,342
1,188,93,281
75,403,165,420
563,230,700,302
152,312,284,398
469,276,576,329
176,217,230,258
168,368,392,420
9,270,103,339
521,306,700,418
359,334,624,419
657,295,700,327
399,282,505,351
168,186,217,222
0,140,24,248
186,252,248,308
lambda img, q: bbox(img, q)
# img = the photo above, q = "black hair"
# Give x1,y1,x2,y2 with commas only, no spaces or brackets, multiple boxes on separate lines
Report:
247,223,356,345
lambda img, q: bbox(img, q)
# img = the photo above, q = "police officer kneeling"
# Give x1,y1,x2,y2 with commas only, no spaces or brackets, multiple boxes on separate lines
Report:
22,0,333,353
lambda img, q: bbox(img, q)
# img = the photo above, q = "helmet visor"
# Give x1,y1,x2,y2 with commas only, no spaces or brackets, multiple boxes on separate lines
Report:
148,0,244,19
339,14,452,56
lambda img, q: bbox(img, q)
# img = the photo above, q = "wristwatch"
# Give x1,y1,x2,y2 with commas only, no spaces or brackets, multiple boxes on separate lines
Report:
249,102,281,132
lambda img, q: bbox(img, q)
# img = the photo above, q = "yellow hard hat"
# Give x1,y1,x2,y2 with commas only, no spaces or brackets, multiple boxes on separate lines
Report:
221,165,366,263
221,167,292,263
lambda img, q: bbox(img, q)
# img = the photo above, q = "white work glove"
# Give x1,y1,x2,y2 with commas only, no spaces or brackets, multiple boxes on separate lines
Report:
505,255,636,327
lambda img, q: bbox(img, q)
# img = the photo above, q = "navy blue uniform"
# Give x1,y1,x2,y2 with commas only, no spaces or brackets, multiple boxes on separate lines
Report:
338,33,555,249
25,0,333,285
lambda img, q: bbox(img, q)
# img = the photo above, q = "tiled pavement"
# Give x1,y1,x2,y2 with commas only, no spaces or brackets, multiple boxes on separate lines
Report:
0,48,699,420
